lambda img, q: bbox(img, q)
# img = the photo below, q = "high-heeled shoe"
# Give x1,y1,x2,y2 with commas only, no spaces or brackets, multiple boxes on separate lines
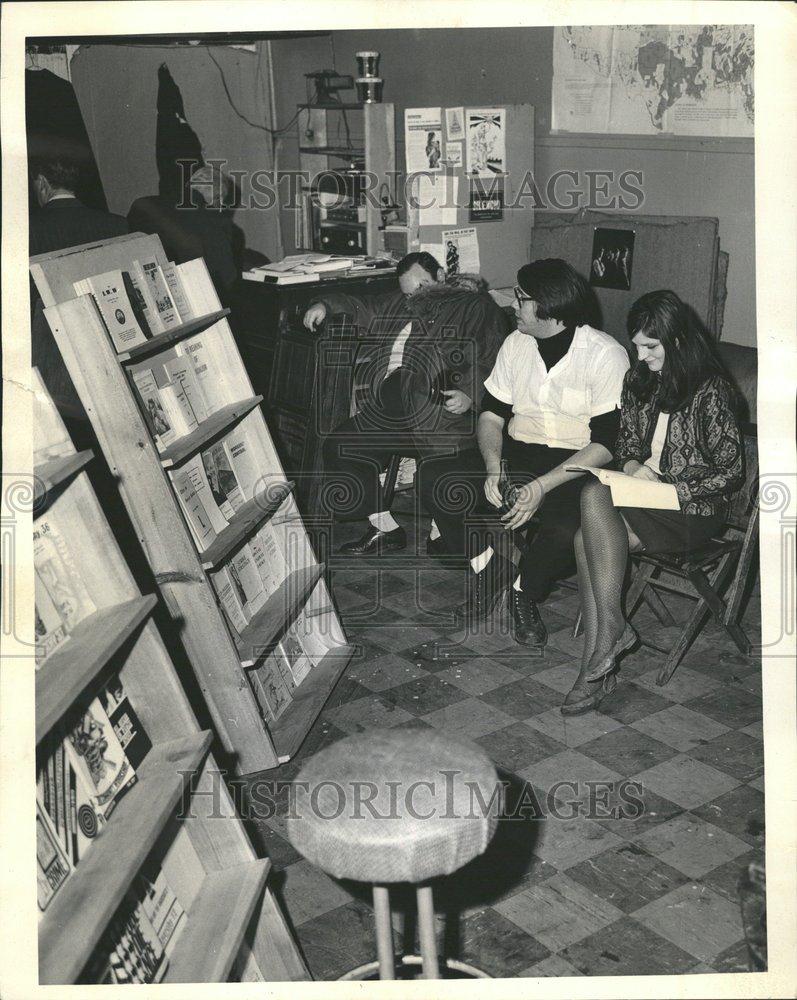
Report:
560,671,618,716
583,623,639,683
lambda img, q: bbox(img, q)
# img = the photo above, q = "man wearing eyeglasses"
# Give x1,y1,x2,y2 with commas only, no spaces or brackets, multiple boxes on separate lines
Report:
418,258,629,650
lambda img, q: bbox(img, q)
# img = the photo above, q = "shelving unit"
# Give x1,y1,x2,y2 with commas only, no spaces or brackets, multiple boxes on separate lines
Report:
31,232,353,774
297,101,395,253
32,371,309,985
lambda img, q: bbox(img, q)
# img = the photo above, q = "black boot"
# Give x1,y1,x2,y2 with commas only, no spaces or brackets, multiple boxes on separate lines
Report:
509,588,548,649
426,534,446,557
339,524,407,555
454,553,511,625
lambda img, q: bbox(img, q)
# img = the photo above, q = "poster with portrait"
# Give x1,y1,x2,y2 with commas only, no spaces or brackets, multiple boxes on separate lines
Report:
404,107,443,172
466,107,506,176
590,227,636,290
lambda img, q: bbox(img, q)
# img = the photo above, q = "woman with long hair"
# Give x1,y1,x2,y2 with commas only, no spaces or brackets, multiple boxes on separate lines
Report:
562,290,744,714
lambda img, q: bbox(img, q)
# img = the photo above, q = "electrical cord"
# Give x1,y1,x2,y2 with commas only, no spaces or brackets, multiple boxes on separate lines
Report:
206,47,303,135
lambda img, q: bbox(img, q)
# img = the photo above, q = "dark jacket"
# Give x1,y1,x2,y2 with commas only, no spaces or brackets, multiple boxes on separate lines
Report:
30,198,129,421
29,197,128,257
316,274,509,450
615,371,744,516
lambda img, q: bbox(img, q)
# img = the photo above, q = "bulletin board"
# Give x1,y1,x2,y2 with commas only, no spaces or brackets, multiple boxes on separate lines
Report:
404,104,535,291
530,210,722,348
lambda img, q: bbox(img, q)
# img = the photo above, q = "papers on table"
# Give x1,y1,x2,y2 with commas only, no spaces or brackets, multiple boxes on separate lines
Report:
566,466,680,510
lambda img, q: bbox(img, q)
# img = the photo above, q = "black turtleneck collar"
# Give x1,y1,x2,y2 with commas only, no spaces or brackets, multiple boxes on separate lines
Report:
535,324,576,372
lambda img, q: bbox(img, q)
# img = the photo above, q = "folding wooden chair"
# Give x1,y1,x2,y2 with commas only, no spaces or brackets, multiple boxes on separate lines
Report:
627,424,759,685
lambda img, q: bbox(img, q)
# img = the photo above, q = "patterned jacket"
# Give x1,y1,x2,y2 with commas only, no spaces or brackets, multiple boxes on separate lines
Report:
614,371,744,516
314,274,509,450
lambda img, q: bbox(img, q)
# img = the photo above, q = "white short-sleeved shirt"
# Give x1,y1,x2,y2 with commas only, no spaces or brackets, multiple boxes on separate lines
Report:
484,325,630,450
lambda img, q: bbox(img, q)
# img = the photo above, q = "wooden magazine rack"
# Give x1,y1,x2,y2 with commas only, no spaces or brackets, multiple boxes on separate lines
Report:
31,233,353,775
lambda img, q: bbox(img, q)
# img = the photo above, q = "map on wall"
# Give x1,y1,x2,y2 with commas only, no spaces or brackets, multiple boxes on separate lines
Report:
552,25,754,136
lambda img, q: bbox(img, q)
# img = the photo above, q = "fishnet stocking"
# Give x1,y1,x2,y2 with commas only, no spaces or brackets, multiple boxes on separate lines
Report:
580,479,628,668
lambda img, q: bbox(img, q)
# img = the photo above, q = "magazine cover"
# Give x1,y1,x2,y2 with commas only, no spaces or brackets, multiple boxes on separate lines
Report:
63,697,137,820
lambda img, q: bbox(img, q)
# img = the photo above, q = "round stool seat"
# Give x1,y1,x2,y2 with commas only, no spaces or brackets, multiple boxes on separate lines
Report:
286,729,500,884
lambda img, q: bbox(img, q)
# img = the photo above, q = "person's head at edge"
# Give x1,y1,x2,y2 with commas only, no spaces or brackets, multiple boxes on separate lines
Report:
397,251,445,297
627,289,732,410
514,258,595,339
28,133,91,208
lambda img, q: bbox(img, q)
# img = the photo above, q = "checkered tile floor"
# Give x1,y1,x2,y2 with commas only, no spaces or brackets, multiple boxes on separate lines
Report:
242,507,764,980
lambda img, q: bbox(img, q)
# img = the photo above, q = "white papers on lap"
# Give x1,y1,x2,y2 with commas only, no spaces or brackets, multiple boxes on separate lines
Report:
567,466,680,510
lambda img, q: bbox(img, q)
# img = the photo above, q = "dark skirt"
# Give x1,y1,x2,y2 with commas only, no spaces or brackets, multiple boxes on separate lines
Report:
620,507,725,555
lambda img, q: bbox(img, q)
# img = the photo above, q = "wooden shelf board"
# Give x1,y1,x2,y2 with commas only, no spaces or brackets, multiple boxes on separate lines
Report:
297,103,364,110
36,595,157,743
270,643,355,760
298,146,365,157
39,731,213,985
164,859,271,983
200,481,295,569
118,309,230,362
34,450,93,509
159,396,264,468
236,564,325,667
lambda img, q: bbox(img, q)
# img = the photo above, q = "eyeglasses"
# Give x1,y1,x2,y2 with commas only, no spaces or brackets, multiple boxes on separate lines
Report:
513,286,534,307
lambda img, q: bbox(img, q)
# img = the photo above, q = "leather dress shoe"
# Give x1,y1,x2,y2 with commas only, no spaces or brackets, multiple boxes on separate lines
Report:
339,524,407,555
509,589,547,649
583,623,639,682
426,535,447,558
454,554,510,625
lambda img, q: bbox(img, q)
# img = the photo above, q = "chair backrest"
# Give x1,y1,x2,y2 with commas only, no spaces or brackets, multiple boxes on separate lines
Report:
727,423,759,532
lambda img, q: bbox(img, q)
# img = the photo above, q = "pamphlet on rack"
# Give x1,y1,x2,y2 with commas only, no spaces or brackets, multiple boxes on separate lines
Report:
566,466,680,510
404,107,443,173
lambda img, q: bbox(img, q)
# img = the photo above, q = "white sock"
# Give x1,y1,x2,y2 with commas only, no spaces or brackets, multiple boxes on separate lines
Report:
429,519,441,540
368,511,399,533
513,575,523,591
470,546,494,574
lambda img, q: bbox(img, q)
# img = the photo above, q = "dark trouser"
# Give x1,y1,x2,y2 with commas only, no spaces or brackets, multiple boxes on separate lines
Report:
320,372,461,520
418,438,582,602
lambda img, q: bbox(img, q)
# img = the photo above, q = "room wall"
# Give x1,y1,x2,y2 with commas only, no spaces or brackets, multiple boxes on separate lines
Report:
70,44,282,262
321,27,756,347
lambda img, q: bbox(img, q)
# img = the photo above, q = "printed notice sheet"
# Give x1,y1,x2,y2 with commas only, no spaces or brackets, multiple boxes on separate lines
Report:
466,108,506,176
405,107,443,172
441,227,480,275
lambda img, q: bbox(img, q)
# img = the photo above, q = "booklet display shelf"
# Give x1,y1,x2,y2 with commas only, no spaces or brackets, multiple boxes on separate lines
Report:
32,372,309,985
32,233,353,775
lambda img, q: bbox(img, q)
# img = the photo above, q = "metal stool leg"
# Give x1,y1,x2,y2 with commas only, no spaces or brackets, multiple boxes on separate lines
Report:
372,885,395,980
416,885,440,979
